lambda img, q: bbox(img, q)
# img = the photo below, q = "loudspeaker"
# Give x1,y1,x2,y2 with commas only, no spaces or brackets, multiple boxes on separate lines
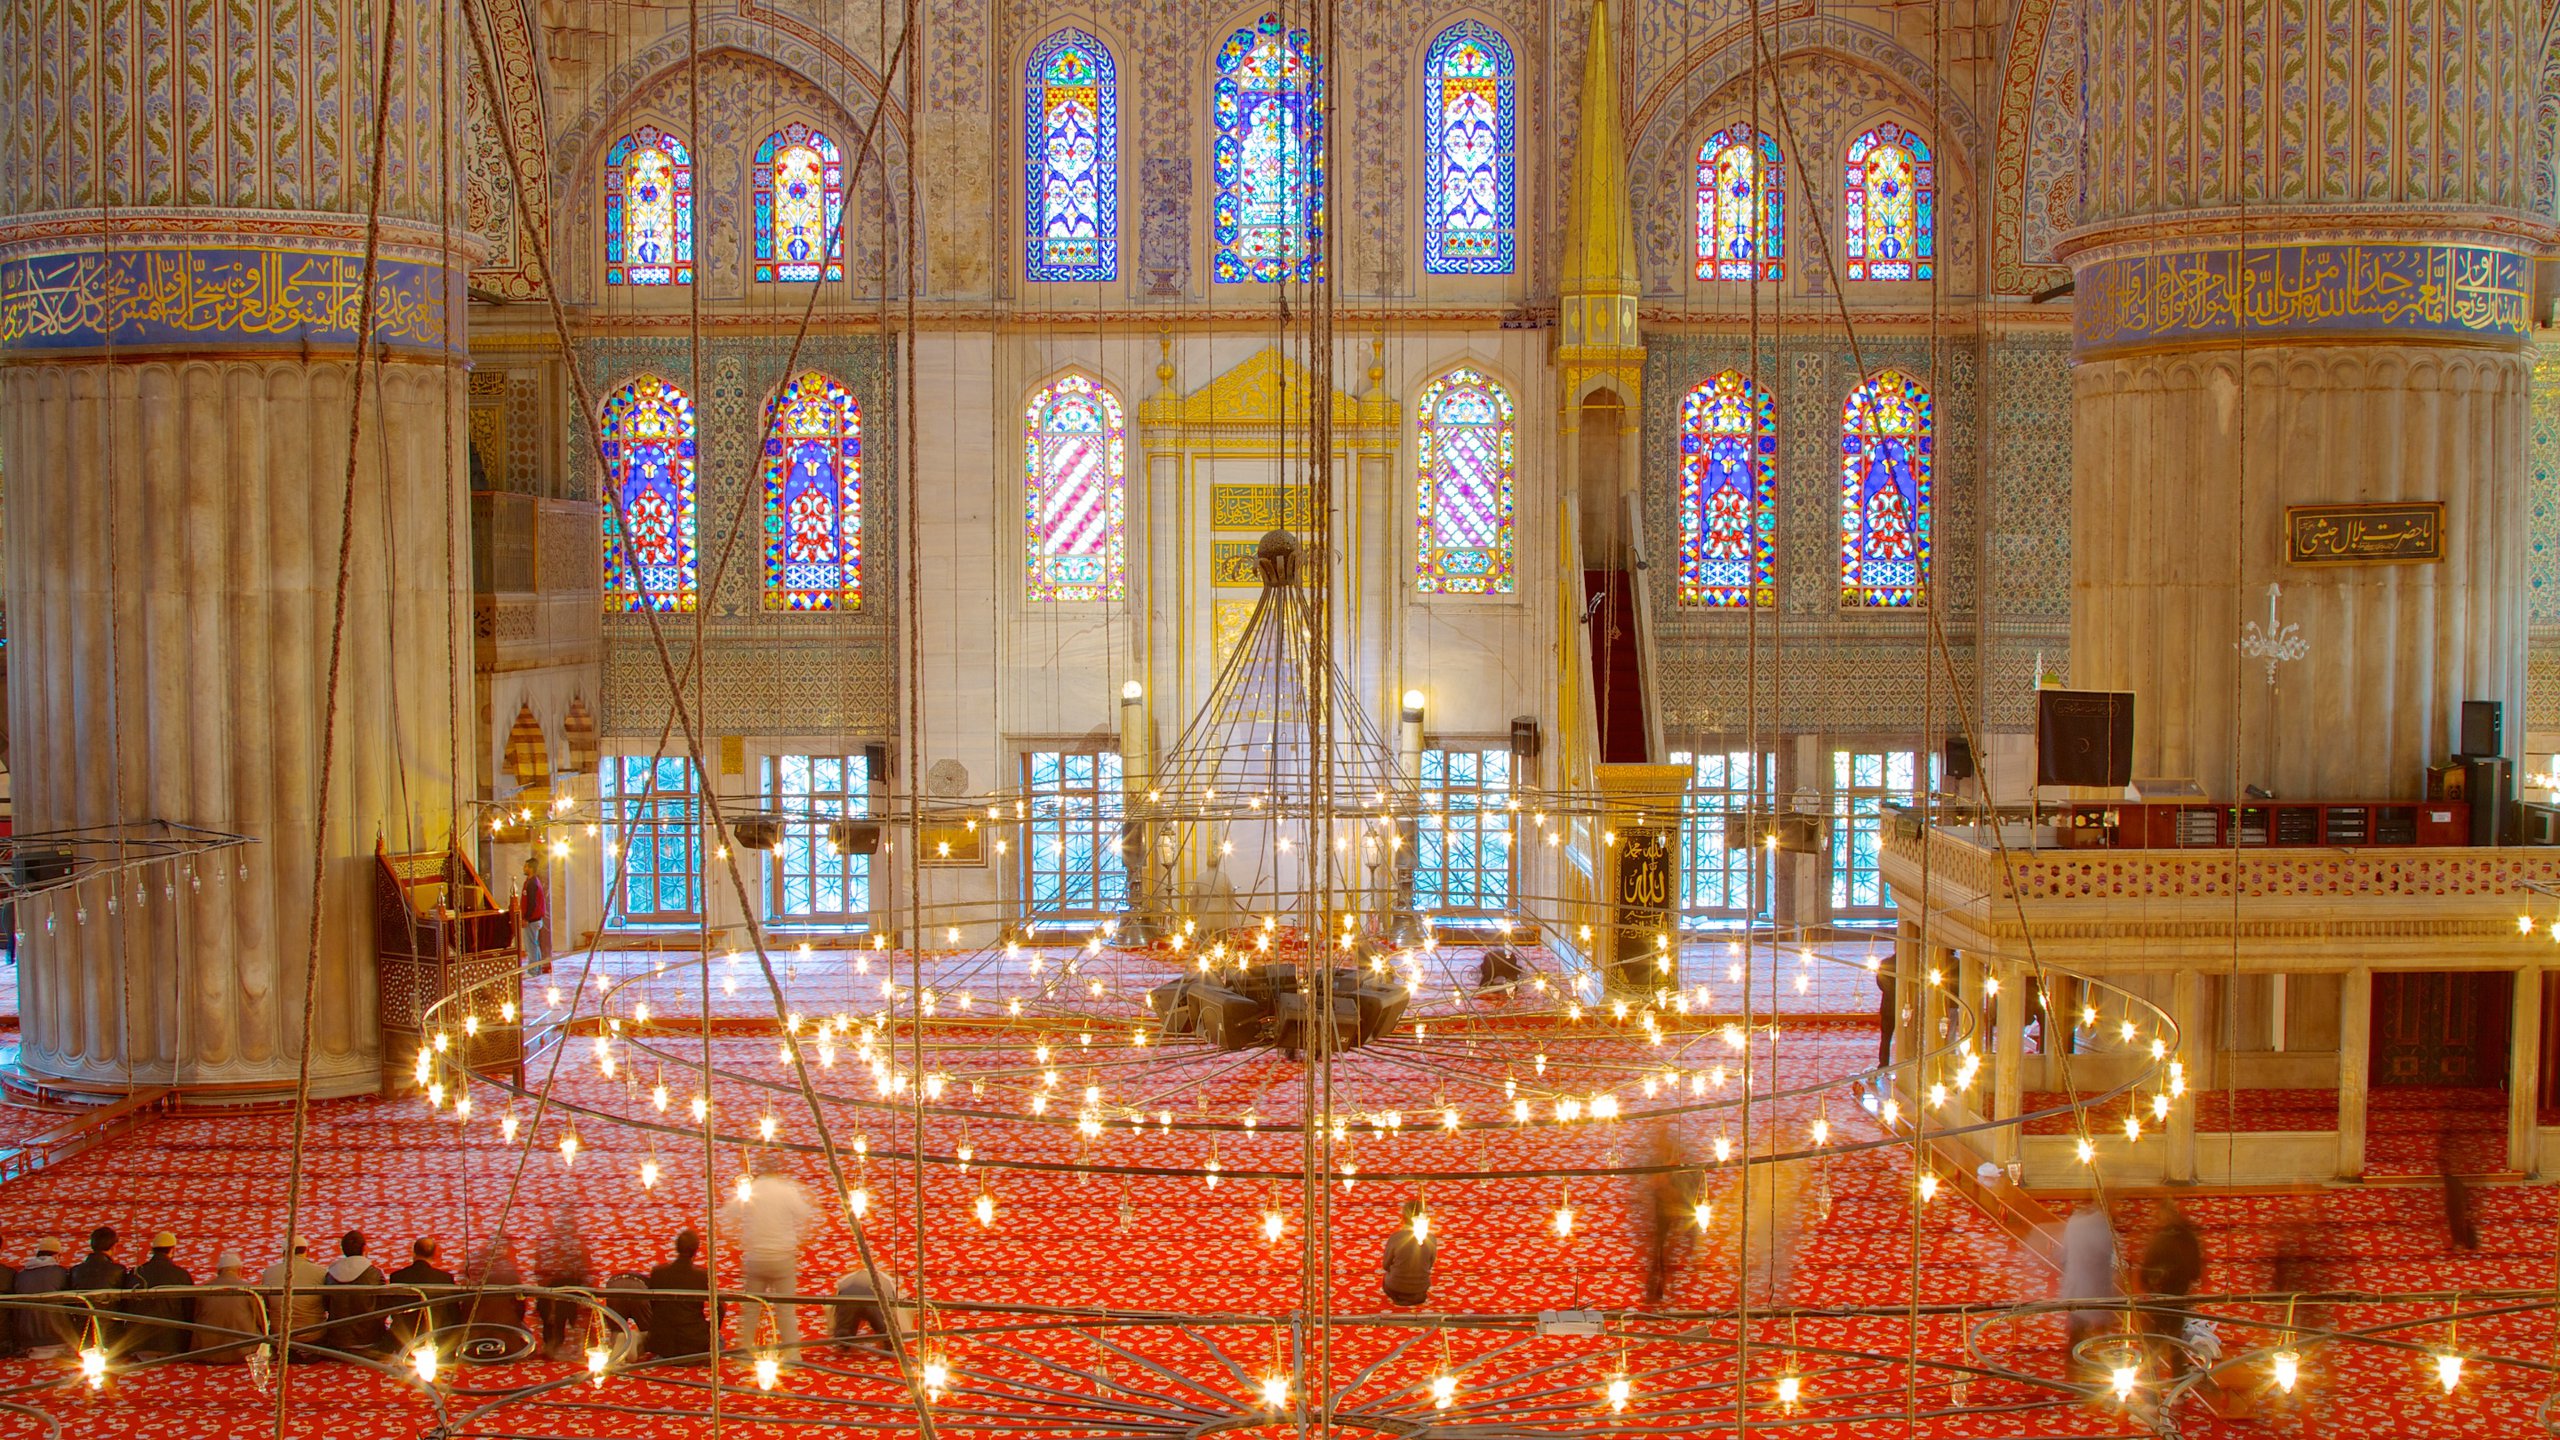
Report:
10,846,73,889
1477,945,1523,988
2465,755,2513,845
1509,717,1543,761
1352,982,1410,1044
2036,690,2136,788
862,742,893,783
1148,979,1194,1034
2461,701,2504,760
730,816,782,852
827,819,881,855
1943,736,1976,782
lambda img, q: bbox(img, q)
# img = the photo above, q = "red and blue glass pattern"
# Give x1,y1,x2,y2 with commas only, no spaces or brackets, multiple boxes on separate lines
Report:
1677,371,1776,608
1422,22,1514,275
1415,368,1516,595
1695,126,1783,281
1025,375,1127,603
1844,123,1932,281
1024,29,1118,282
754,124,844,283
762,372,862,611
1213,13,1324,284
1839,370,1932,607
604,127,693,286
600,375,698,612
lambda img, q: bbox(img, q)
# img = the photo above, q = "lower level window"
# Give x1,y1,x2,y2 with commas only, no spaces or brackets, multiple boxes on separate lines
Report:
1831,748,1920,919
766,753,869,925
601,756,702,923
1416,745,1513,916
1673,749,1774,927
1024,749,1126,919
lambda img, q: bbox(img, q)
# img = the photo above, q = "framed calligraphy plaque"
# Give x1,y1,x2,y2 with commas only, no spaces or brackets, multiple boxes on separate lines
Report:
2284,502,2444,566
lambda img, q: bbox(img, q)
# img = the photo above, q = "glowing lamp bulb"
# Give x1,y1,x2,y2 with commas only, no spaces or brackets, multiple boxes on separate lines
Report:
1810,1117,1830,1146
2272,1350,2299,1394
1262,1211,1285,1243
754,1353,780,1391
1775,1374,1801,1409
2151,1093,2170,1121
1693,1199,1713,1231
2111,1365,2137,1402
1917,1172,1939,1202
1606,1375,1631,1412
410,1346,439,1384
2075,1137,2096,1165
558,1133,580,1165
975,1192,996,1227
691,1095,709,1123
923,1357,950,1396
2435,1351,2463,1392
1410,1211,1430,1243
1431,1373,1456,1408
2123,1115,2142,1142
1262,1375,1290,1410
586,1345,610,1385
426,1081,446,1109
79,1345,107,1389
760,1115,779,1143
500,1114,519,1143
1553,1205,1575,1237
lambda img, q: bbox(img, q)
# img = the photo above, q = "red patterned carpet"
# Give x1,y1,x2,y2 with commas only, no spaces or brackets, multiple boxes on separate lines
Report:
0,1005,2538,1436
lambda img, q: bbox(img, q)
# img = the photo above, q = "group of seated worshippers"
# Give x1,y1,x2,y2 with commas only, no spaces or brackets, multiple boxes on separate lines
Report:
0,1225,909,1365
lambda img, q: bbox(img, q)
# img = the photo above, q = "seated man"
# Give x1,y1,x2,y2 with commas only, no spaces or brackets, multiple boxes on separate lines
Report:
643,1230,712,1360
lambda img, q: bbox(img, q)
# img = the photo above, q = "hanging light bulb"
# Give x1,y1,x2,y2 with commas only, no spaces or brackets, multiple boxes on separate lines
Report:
1430,1372,1456,1408
501,1113,520,1143
640,1158,660,1189
848,1186,872,1219
735,1173,754,1203
586,1344,610,1386
1693,1197,1713,1231
558,1133,580,1165
1262,1210,1285,1243
922,1356,950,1399
754,1352,780,1391
2110,1364,2138,1402
1260,1375,1290,1411
1605,1374,1631,1413
975,1188,996,1227
2434,1350,2463,1392
1775,1373,1801,1411
1552,1202,1575,1237
79,1345,107,1390
410,1345,439,1384
2271,1350,2299,1394
1410,1209,1430,1244
1917,1172,1940,1203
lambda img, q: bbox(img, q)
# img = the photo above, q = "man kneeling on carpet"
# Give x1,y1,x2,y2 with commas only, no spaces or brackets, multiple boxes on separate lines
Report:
323,1231,391,1355
830,1261,905,1351
645,1229,713,1360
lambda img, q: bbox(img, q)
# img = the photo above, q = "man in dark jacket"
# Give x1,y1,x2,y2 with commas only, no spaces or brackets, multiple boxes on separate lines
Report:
14,1238,70,1356
1381,1200,1438,1307
644,1230,712,1359
386,1237,456,1350
2140,1200,2206,1376
321,1231,389,1354
67,1228,133,1351
127,1232,194,1356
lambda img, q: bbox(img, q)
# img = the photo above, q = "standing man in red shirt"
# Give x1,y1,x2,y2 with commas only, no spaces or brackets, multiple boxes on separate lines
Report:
516,856,550,974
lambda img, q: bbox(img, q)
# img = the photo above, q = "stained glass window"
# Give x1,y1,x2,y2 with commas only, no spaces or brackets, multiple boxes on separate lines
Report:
604,126,693,286
1414,367,1516,595
1024,28,1119,282
1422,21,1515,275
763,371,862,611
754,123,843,282
1844,123,1933,281
1212,12,1325,284
1839,369,1932,607
600,375,698,612
1695,125,1783,280
1677,371,1776,607
1024,374,1127,602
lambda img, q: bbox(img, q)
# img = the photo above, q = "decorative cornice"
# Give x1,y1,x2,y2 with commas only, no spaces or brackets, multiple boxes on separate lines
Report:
1136,347,1399,439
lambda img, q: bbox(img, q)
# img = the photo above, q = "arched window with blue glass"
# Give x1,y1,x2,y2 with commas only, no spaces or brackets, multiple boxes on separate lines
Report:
1212,12,1325,284
1678,370,1776,607
1421,21,1515,275
1695,125,1783,280
1839,369,1932,607
604,126,694,286
1024,28,1119,282
1844,122,1933,281
754,123,844,282
763,371,862,611
600,375,699,612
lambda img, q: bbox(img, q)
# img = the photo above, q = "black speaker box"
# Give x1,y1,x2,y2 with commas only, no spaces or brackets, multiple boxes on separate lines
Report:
1943,736,1976,782
862,741,893,783
827,819,881,855
10,847,74,889
2461,700,2503,760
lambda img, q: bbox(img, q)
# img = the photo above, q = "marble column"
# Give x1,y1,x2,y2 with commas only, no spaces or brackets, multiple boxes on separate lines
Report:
0,0,471,1094
2336,968,2372,1179
2064,0,2538,799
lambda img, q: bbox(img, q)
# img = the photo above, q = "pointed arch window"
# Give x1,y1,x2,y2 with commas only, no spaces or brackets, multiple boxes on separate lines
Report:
1025,28,1119,281
1695,125,1783,281
1415,368,1517,595
600,376,698,611
755,124,844,283
1025,375,1128,602
1212,12,1325,284
1844,123,1933,281
1840,370,1932,607
604,126,693,286
1422,21,1515,275
1678,371,1776,607
763,372,862,610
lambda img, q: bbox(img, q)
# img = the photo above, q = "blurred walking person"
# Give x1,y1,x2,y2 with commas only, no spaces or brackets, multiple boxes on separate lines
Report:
718,1155,815,1357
